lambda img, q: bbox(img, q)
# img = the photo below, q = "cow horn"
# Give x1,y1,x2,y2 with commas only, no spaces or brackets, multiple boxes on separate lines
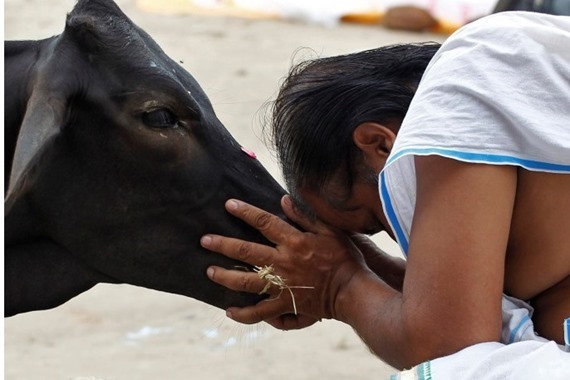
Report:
6,87,66,206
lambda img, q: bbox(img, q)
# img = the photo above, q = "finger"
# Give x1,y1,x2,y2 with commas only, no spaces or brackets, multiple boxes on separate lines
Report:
207,266,270,295
201,234,274,266
350,233,390,256
225,199,300,245
225,297,295,325
281,195,334,235
266,314,319,331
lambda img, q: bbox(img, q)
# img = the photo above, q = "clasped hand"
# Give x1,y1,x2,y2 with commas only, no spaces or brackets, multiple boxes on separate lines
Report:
200,195,368,330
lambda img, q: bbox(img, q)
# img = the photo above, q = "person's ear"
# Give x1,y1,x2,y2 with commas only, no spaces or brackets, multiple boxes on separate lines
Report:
353,122,397,168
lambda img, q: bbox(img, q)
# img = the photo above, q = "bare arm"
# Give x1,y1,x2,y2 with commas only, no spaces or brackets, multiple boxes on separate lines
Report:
202,157,516,368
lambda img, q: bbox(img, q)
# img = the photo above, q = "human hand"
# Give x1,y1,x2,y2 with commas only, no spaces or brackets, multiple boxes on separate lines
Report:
350,234,406,291
200,195,369,329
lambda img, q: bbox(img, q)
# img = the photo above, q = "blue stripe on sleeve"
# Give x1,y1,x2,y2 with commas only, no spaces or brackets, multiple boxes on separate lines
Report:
386,148,570,173
380,171,409,255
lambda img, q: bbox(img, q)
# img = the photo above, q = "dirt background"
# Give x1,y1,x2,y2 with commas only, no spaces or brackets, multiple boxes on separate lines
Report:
4,1,446,379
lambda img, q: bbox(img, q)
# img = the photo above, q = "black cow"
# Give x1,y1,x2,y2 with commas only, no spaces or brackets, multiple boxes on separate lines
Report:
4,0,285,316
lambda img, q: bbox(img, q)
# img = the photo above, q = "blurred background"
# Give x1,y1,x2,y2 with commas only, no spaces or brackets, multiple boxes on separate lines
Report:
4,1,567,379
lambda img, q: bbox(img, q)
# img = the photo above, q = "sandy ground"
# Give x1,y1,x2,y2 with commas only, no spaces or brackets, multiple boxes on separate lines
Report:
4,1,447,379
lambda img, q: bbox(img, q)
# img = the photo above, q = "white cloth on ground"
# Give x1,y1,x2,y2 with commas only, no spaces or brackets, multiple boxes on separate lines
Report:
391,295,570,380
393,341,570,380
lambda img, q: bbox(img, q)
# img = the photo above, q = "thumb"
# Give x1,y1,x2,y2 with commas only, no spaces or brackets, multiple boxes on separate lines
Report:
266,314,320,331
350,233,390,258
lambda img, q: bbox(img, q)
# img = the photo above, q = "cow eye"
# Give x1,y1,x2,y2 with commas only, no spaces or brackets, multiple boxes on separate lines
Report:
142,108,178,128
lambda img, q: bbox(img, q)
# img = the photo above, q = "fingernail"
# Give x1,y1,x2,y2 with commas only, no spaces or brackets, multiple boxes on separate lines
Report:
226,310,233,319
283,195,298,213
207,267,215,279
201,235,212,247
226,199,239,211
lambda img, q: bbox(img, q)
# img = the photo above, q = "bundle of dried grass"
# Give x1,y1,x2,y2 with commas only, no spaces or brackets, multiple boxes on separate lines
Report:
254,265,314,315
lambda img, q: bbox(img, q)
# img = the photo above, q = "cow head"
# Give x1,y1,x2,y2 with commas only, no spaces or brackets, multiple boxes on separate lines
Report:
5,0,285,311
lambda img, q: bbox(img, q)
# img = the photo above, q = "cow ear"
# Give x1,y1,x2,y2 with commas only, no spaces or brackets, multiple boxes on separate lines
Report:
64,14,106,54
6,87,66,206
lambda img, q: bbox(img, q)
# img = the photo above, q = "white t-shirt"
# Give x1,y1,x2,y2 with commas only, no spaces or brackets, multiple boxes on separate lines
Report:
379,11,570,255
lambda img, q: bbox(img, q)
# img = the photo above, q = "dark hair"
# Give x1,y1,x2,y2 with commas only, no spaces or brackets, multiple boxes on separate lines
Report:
267,42,440,209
